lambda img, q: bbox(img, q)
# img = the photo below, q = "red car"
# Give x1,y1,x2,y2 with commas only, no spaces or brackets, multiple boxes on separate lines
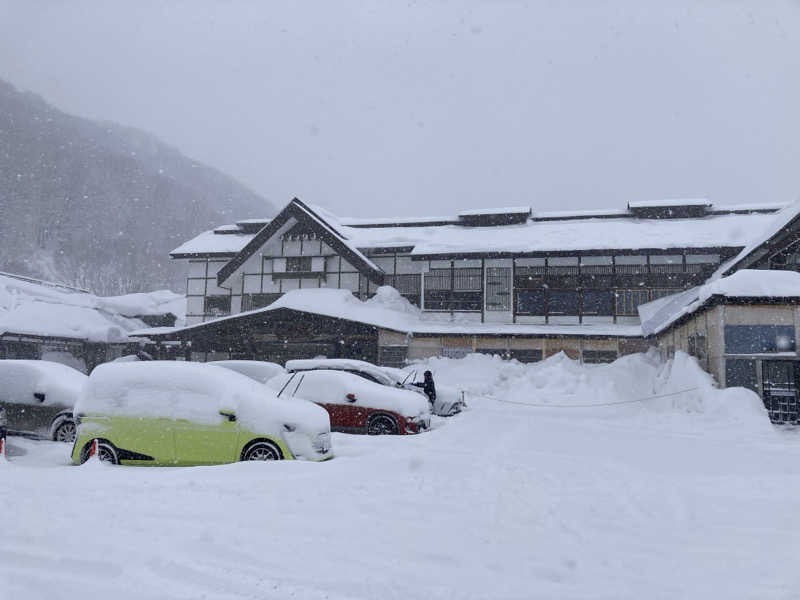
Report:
268,370,431,435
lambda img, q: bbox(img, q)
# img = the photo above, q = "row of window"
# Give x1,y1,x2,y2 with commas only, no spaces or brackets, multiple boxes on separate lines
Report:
203,286,680,317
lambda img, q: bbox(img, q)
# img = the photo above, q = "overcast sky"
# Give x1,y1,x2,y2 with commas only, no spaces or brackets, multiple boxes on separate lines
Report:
1,1,798,217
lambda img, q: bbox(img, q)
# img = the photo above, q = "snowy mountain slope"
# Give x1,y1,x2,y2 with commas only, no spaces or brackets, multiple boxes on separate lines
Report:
0,78,273,294
2,353,796,599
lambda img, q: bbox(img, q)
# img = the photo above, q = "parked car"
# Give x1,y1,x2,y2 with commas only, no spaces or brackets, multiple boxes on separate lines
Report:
0,360,86,443
210,360,285,384
286,358,466,417
71,361,333,465
269,369,431,435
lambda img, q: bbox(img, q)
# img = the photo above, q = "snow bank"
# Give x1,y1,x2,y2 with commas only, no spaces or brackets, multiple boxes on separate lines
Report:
0,360,86,407
407,351,772,432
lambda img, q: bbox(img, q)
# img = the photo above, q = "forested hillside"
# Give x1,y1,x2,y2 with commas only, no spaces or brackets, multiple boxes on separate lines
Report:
0,79,272,294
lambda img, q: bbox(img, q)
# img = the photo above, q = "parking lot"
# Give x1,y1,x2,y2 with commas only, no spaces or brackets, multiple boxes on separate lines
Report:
4,385,800,600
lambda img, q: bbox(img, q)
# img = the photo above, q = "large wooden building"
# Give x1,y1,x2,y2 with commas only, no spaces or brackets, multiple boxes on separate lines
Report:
150,197,783,366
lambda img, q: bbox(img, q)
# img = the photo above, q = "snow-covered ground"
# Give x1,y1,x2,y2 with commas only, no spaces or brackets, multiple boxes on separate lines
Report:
3,352,800,599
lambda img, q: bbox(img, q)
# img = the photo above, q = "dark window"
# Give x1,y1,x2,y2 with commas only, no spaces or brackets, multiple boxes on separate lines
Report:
474,348,508,358
583,350,618,364
687,333,707,361
379,345,408,368
516,289,546,315
724,325,796,354
614,255,647,274
508,349,543,363
581,290,613,315
286,256,313,272
649,255,683,274
424,268,482,311
204,295,231,317
242,293,282,312
548,290,579,315
485,267,512,311
615,289,650,316
725,359,758,392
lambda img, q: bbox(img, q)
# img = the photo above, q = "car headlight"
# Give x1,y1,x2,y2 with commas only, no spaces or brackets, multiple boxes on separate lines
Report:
311,432,331,453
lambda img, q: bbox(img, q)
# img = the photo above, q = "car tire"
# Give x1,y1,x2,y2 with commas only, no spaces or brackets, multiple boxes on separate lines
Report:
241,440,283,461
53,419,77,443
79,439,119,465
367,414,398,435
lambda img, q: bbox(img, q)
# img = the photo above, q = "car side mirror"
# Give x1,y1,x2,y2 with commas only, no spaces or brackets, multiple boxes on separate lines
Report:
345,393,357,403
219,410,237,422
33,392,45,402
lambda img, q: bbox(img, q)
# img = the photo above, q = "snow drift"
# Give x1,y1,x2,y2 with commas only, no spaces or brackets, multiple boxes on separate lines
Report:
409,350,771,432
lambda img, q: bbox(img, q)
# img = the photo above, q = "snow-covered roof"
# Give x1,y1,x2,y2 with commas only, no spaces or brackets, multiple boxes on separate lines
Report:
157,287,643,339
628,198,711,209
458,206,532,217
172,199,784,261
639,270,800,336
714,200,800,278
338,211,775,255
170,228,257,257
0,272,184,343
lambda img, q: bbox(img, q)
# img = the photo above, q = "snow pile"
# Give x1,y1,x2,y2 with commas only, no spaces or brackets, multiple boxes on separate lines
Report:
409,351,772,432
0,272,184,342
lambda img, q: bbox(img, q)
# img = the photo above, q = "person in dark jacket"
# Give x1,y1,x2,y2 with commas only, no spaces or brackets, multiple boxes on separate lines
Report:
412,370,437,405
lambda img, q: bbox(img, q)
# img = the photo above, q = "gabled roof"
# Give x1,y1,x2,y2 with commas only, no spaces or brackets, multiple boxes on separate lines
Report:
216,198,385,287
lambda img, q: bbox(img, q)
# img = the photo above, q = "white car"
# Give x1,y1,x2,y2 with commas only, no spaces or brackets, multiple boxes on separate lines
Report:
269,369,431,435
209,360,285,384
0,360,87,442
286,358,466,417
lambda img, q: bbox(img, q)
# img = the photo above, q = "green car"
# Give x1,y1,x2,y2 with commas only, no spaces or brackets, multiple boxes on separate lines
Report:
71,361,332,465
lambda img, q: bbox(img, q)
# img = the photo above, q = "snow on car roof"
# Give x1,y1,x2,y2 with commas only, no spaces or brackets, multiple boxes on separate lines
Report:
77,361,329,431
639,270,800,336
268,370,429,418
0,359,87,406
210,360,285,384
286,359,398,385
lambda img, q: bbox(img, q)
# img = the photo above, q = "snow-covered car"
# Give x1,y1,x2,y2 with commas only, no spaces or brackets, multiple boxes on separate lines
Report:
0,360,86,443
209,360,285,384
71,361,333,465
269,369,431,435
286,358,466,417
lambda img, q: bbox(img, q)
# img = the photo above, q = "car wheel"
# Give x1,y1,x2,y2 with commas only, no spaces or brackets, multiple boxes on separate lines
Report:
242,441,282,461
79,440,119,465
53,419,77,443
367,414,398,435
